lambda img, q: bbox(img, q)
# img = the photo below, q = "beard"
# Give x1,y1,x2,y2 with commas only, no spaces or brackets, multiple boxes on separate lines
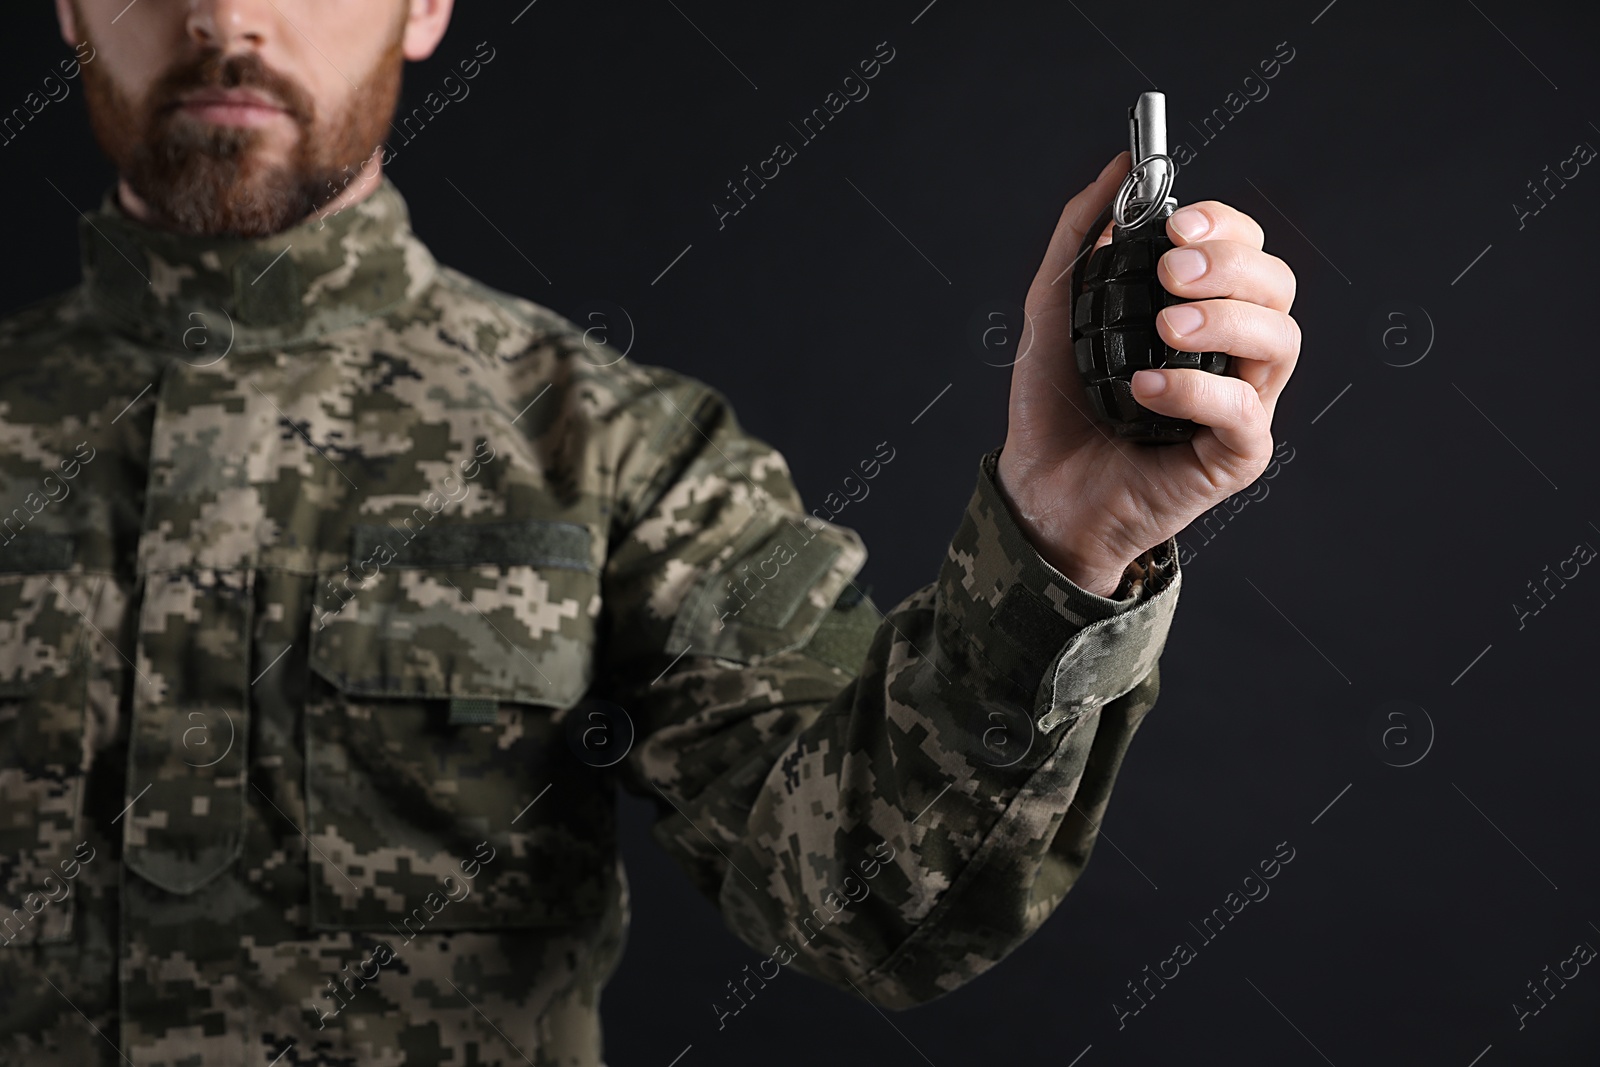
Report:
78,30,404,238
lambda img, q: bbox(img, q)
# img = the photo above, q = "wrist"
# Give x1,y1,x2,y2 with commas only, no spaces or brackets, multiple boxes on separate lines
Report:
993,449,1133,598
1053,558,1129,598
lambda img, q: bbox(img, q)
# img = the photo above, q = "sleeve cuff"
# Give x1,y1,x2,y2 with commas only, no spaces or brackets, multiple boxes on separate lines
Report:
937,447,1182,734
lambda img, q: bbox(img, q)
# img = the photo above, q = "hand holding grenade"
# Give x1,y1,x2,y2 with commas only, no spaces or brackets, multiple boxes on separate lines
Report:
1071,92,1231,444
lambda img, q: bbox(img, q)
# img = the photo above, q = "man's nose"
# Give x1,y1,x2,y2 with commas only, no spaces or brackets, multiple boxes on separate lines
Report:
185,0,273,51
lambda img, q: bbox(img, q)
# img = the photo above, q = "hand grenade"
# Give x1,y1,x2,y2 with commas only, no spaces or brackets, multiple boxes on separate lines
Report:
1071,92,1230,444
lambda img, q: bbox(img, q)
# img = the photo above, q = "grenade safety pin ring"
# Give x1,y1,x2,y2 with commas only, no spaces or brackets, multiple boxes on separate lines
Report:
1111,153,1178,231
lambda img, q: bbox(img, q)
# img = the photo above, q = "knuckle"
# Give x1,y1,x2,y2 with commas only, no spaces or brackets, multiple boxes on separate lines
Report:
1248,391,1272,433
1208,241,1249,286
1245,439,1274,481
1229,381,1258,427
1184,299,1235,352
1192,368,1229,416
1205,373,1254,427
1282,312,1303,358
1271,253,1297,303
1216,299,1252,351
1196,201,1264,245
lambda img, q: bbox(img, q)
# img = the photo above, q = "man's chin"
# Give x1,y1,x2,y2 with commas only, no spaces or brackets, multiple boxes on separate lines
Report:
128,161,328,239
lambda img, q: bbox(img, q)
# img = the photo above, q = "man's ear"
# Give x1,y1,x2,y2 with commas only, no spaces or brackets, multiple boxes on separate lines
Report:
54,0,81,48
402,0,455,62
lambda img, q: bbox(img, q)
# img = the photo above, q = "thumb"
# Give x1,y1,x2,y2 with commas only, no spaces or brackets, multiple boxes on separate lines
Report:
1024,150,1129,317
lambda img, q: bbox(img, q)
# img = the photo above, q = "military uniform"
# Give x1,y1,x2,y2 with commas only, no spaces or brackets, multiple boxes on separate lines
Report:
0,177,1181,1065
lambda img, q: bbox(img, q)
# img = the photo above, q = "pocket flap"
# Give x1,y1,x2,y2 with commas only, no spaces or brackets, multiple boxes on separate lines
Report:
308,520,597,710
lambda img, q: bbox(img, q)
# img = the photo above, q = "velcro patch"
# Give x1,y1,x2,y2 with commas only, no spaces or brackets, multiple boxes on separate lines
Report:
352,520,593,571
0,532,73,573
803,591,881,674
990,582,1075,667
447,697,499,725
668,511,867,664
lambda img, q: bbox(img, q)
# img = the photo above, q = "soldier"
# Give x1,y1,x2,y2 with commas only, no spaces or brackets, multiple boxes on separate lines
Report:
0,1,1299,1064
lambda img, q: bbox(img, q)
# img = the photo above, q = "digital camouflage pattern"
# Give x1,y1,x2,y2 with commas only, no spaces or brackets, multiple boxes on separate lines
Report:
0,177,1182,1065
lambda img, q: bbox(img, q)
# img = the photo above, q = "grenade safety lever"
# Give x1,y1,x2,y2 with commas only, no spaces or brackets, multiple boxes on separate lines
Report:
1070,91,1230,444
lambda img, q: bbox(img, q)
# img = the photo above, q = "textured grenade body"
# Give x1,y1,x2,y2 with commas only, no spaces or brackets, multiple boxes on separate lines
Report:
1073,201,1230,443
1070,91,1232,445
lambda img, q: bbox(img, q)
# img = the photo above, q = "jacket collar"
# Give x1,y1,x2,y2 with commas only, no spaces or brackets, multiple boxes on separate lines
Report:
76,176,437,352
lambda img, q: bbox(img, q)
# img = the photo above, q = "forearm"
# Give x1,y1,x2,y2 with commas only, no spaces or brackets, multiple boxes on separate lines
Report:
620,448,1182,1008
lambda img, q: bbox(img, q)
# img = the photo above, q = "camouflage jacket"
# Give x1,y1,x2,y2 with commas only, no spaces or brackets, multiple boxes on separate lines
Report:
0,176,1182,1066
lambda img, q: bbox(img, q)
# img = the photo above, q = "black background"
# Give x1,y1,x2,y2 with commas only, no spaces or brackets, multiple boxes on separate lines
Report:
4,1,1598,1063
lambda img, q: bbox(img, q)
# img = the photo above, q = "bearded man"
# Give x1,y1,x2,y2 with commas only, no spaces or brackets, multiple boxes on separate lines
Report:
0,2,1301,1064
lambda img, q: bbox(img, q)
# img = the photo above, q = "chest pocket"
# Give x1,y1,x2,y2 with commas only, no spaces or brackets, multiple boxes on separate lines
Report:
0,535,102,947
304,519,616,933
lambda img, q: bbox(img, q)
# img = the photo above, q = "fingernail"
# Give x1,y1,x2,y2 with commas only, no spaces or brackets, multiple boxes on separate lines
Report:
1164,247,1207,284
1162,304,1204,337
1133,370,1166,396
1169,207,1211,242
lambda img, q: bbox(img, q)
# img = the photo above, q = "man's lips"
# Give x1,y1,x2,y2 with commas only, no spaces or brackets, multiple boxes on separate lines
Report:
173,88,291,127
